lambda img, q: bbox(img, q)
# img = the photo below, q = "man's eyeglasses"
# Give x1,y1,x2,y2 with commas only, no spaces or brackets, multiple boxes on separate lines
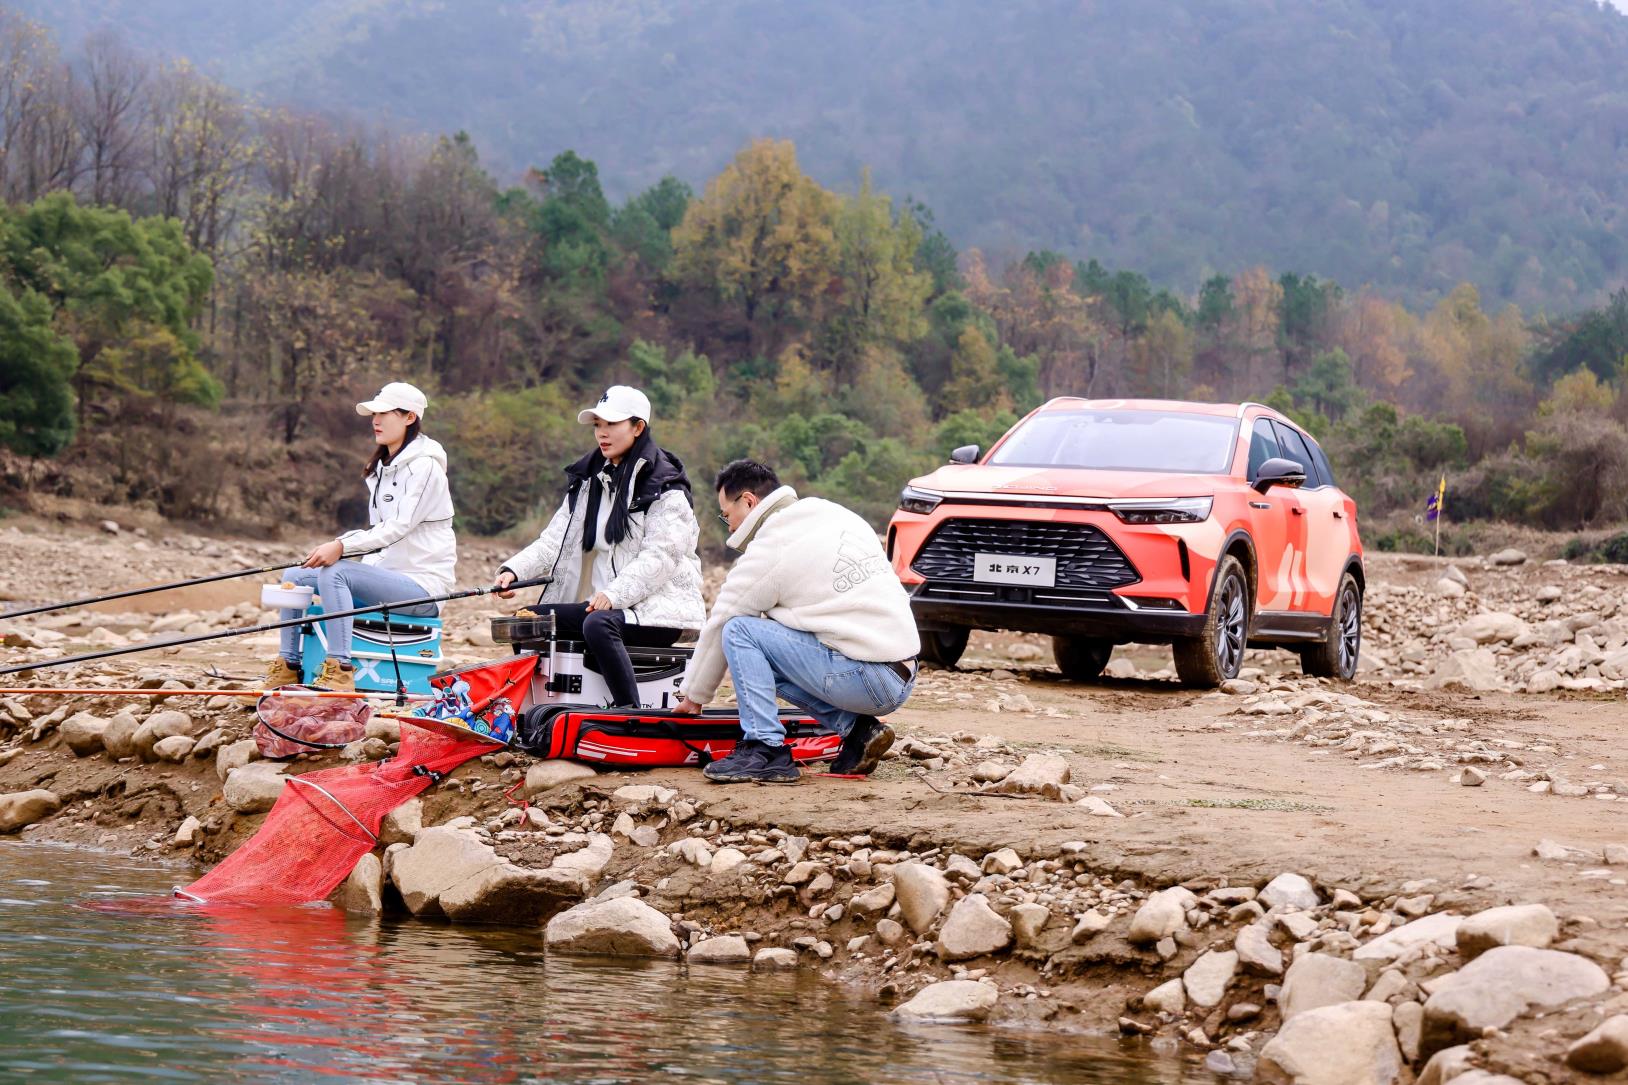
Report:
716,512,730,527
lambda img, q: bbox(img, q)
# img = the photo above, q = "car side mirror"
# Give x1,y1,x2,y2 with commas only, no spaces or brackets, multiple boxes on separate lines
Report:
1254,457,1307,494
949,444,981,465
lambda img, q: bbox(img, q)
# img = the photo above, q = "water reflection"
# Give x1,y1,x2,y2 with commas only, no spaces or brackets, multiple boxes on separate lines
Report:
0,843,1210,1084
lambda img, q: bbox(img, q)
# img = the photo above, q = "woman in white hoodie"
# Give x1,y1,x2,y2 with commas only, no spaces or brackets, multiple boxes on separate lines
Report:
263,382,458,692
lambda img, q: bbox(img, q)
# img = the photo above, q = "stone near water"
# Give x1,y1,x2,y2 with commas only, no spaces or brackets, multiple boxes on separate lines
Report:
1127,886,1197,945
544,833,613,889
1261,872,1320,911
222,763,287,813
752,947,799,971
688,934,752,964
215,738,257,781
1421,945,1611,1058
936,894,1013,960
1566,1015,1628,1074
545,896,680,958
1455,903,1557,960
391,826,505,917
1143,977,1186,1015
522,760,597,795
981,847,1022,874
133,710,199,760
892,979,999,1022
1072,909,1111,942
892,863,952,933
849,882,895,917
380,798,422,847
1183,949,1238,1008
710,847,748,875
875,919,907,946
1354,912,1462,961
336,852,384,914
152,735,195,762
1009,903,1049,948
173,816,203,846
101,712,143,760
993,753,1070,799
0,789,60,833
1257,1000,1402,1085
60,712,109,756
1236,921,1284,975
1280,952,1369,1021
191,728,231,759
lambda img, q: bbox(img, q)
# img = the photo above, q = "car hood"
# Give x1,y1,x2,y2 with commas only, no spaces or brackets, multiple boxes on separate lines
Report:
910,464,1226,501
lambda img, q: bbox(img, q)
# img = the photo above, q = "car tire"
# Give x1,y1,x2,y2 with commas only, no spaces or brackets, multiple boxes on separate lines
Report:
1173,554,1250,689
918,626,970,669
1300,572,1362,680
1052,635,1112,682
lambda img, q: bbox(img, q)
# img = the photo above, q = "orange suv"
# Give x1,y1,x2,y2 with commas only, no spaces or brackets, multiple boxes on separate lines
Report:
887,399,1364,687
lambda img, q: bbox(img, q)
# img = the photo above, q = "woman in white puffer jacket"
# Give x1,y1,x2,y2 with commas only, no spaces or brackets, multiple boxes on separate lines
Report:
264,382,457,692
495,385,704,708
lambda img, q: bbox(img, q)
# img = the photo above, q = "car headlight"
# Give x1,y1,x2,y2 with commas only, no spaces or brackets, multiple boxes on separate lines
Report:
898,485,943,516
1107,497,1213,524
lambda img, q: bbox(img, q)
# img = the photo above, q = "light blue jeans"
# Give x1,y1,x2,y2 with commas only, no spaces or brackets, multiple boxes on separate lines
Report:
721,616,916,746
278,561,430,664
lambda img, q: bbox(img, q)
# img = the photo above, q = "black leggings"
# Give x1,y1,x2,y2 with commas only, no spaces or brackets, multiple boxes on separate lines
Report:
530,603,679,707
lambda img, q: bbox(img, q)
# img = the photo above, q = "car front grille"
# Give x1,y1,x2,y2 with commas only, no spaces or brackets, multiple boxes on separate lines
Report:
910,519,1141,592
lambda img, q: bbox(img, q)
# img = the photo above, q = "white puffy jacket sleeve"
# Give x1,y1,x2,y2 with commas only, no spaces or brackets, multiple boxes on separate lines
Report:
679,541,786,705
337,459,445,556
602,492,698,612
501,498,574,581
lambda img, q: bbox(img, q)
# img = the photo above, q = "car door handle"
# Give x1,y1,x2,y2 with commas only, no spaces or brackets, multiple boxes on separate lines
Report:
1249,501,1271,510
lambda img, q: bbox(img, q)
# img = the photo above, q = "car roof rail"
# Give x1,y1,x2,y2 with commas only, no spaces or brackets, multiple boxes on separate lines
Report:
1235,401,1269,419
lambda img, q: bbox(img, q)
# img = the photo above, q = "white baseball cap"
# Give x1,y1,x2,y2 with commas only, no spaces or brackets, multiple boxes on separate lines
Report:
356,382,429,417
577,385,652,426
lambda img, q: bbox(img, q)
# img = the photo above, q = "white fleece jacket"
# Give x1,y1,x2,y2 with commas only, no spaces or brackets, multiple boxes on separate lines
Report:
337,434,458,597
681,486,920,704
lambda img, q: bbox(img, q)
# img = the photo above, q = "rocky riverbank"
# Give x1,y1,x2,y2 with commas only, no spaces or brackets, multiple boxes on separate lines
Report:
5,518,1628,1083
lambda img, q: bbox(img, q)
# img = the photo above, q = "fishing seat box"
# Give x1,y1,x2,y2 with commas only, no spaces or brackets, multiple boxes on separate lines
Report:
298,602,444,695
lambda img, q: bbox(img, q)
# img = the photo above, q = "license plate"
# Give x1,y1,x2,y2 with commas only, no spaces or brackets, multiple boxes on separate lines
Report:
973,553,1056,587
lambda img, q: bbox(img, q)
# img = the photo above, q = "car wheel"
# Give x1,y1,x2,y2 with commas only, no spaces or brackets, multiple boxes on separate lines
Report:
1052,635,1112,682
918,626,970,669
1301,572,1362,680
1173,554,1250,688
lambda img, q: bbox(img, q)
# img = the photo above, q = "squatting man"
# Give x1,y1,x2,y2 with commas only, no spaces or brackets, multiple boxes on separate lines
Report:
673,460,922,784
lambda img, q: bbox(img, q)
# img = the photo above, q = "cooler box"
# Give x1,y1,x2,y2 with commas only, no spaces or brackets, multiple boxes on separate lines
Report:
299,603,444,695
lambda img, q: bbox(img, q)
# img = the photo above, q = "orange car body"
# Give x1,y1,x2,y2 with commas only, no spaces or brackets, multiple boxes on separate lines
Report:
887,398,1364,665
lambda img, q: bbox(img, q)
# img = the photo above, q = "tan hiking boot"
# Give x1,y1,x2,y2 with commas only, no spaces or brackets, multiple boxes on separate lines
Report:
316,658,356,692
258,657,302,694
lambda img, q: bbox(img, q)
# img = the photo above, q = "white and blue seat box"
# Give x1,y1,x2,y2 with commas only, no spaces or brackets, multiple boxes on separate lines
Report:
298,603,444,695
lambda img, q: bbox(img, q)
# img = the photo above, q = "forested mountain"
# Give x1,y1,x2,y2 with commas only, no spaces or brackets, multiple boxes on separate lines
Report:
17,0,1628,311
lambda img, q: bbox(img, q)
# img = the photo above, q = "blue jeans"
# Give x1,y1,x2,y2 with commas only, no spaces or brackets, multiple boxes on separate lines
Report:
278,561,429,664
721,616,916,747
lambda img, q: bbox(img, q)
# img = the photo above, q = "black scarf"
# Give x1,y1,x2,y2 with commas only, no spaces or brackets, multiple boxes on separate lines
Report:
566,429,693,551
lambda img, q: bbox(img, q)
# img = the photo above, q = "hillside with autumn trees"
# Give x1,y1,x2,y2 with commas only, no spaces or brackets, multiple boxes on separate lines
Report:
1,10,1628,552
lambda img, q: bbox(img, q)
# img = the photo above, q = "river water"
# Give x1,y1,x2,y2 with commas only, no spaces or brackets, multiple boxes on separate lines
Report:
0,842,1212,1084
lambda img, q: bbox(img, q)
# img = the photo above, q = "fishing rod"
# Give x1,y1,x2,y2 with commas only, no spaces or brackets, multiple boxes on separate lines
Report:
0,687,436,701
0,576,552,678
0,550,380,622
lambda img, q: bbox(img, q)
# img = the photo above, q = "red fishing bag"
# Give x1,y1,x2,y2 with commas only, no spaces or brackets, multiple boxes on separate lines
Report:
518,705,840,767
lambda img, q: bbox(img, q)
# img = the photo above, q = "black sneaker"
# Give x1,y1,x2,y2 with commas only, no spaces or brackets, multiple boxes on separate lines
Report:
703,739,801,784
828,715,895,776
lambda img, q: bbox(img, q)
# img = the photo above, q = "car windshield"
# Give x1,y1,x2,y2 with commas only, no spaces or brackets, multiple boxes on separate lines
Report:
988,410,1239,473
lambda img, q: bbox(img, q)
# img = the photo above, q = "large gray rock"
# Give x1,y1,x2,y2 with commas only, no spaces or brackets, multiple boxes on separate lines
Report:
891,979,999,1022
1281,952,1369,1021
1127,886,1197,945
0,789,60,833
893,863,952,934
1143,978,1186,1015
389,826,503,916
546,833,614,888
1566,1015,1628,1074
439,860,590,924
1421,945,1611,1058
993,753,1070,798
1257,1000,1402,1085
379,797,422,847
544,896,680,958
936,894,1013,960
1261,872,1320,911
688,935,752,964
215,737,257,781
752,947,799,971
222,762,287,813
849,882,896,917
1426,649,1502,692
1453,612,1527,645
1237,922,1284,975
1009,903,1049,948
60,712,110,756
133,709,200,760
101,712,142,759
1183,949,1238,1008
335,852,384,914
1454,904,1557,960
152,735,195,762
1355,912,1462,961
522,760,597,795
